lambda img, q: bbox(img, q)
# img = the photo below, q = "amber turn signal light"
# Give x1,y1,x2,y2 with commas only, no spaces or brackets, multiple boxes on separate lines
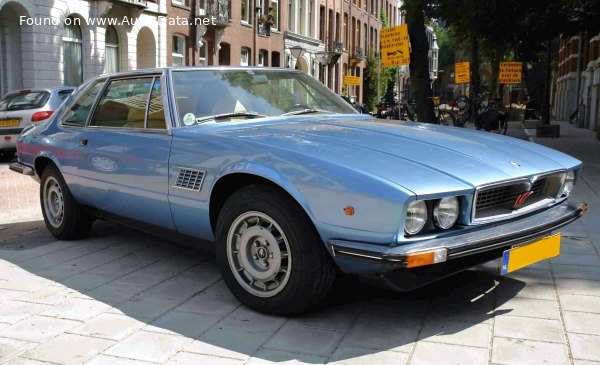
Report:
405,248,448,268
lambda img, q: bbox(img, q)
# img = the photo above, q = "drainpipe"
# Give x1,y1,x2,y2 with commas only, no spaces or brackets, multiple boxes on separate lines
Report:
574,32,585,128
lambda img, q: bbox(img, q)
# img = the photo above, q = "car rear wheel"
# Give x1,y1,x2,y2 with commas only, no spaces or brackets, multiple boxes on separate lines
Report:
216,184,337,316
40,164,93,240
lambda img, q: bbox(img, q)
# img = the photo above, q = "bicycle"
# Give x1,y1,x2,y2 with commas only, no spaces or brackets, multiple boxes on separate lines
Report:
391,90,415,121
431,96,456,126
454,87,507,135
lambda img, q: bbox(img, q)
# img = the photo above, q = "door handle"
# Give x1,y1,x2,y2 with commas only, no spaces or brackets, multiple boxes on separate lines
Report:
78,139,88,147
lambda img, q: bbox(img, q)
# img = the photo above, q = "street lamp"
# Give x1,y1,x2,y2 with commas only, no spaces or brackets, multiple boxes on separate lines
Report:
290,46,305,60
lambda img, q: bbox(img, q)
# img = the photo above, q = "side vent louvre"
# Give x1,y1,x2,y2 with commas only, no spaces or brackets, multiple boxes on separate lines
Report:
175,168,205,191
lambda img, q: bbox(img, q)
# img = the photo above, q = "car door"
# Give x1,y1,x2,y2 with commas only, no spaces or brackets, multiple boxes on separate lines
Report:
77,75,175,229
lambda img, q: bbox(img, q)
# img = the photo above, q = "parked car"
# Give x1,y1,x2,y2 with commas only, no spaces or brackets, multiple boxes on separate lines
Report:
339,94,369,114
11,67,585,315
0,87,75,159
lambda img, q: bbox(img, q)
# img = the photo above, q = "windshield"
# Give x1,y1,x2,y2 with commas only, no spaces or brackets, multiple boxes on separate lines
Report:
171,69,357,126
0,91,50,111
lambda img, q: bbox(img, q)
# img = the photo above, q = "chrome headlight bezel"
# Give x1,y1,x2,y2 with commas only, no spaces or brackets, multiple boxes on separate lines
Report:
404,200,428,235
560,170,576,197
433,196,460,230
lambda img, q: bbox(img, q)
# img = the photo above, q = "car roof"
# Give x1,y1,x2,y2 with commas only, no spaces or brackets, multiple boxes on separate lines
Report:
3,87,75,97
98,66,303,79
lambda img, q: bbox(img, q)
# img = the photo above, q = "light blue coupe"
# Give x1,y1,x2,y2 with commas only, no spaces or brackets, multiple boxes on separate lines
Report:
11,67,586,315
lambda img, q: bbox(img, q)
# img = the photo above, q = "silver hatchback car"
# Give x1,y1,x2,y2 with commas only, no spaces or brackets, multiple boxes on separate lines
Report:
0,87,74,158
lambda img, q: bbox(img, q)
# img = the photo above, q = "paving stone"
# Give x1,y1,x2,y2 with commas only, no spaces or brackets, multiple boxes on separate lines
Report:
358,299,428,329
559,293,600,313
68,313,145,341
20,333,115,365
262,323,343,357
504,268,553,285
109,297,182,321
3,357,57,365
0,288,28,303
328,346,408,365
494,316,564,343
41,297,111,321
288,303,362,332
222,306,287,333
0,315,79,342
496,282,556,300
560,240,597,254
85,354,157,365
103,330,192,363
418,321,490,348
555,278,600,296
0,301,50,324
12,286,77,306
60,273,116,292
570,333,600,362
245,349,327,364
573,360,600,365
137,268,220,301
164,352,245,365
84,283,146,305
409,341,489,365
491,337,570,365
341,322,418,353
495,297,561,320
145,311,221,338
0,338,37,362
552,265,600,281
564,312,600,336
428,295,495,324
175,292,240,317
550,253,600,267
184,339,252,361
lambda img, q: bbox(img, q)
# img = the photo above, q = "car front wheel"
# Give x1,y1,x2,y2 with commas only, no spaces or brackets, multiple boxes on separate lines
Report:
40,164,93,240
216,185,337,316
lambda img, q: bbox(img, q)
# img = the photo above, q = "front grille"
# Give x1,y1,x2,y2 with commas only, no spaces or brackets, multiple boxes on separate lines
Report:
473,173,565,222
476,178,547,211
175,168,205,191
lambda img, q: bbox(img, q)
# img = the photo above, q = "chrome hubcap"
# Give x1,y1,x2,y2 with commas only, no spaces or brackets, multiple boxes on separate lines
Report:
43,177,64,228
226,211,291,297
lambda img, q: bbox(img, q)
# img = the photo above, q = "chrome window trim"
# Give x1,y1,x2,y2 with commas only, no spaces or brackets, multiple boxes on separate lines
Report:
470,169,568,225
58,78,107,128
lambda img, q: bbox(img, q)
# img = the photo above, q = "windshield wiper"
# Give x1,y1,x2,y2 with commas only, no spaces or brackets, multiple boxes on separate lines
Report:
282,108,332,116
195,111,267,124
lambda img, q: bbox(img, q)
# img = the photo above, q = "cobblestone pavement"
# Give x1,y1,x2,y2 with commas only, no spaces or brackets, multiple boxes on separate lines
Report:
0,121,599,365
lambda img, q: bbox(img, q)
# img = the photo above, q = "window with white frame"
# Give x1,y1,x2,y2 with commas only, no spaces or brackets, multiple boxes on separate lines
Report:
241,0,250,23
258,50,267,66
63,18,83,86
199,41,208,65
105,26,119,74
172,34,185,66
240,47,250,66
271,0,279,30
172,0,190,6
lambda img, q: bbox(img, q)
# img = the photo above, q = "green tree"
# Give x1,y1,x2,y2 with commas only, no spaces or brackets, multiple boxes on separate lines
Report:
403,0,436,123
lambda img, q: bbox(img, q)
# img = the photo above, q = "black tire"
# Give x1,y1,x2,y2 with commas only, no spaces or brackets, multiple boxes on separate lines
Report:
40,164,93,240
437,110,456,126
215,184,337,316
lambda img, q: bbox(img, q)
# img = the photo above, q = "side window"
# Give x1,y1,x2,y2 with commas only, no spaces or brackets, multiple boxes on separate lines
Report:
61,81,104,126
147,78,166,129
90,78,153,128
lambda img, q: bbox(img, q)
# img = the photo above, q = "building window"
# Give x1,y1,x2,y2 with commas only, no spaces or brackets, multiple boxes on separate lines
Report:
105,26,119,74
241,47,250,66
199,41,208,65
172,34,185,66
272,51,280,67
172,0,190,6
258,50,268,66
63,18,83,86
241,0,250,23
271,0,279,30
343,13,348,49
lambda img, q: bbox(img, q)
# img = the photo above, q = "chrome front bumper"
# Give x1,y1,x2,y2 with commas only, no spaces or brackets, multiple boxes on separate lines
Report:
330,200,585,276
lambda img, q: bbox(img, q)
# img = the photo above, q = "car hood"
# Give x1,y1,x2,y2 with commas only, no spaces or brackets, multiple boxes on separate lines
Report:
209,117,581,197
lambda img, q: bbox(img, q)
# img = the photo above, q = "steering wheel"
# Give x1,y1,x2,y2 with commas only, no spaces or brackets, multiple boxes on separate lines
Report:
284,103,311,113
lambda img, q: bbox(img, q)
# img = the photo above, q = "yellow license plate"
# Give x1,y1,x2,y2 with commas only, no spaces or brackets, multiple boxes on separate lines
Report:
501,233,561,275
0,119,20,127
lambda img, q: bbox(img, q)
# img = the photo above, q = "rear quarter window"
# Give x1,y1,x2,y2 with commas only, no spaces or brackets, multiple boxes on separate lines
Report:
0,91,50,111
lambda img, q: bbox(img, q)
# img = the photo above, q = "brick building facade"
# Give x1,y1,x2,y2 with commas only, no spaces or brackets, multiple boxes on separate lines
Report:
554,34,600,131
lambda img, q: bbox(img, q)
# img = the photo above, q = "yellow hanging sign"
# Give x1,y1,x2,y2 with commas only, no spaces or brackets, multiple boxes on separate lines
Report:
343,75,361,85
499,62,522,84
455,62,470,83
381,24,410,67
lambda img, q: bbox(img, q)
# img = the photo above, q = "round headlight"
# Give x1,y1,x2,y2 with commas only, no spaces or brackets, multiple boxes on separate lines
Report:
405,200,428,235
433,196,459,230
561,171,575,197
